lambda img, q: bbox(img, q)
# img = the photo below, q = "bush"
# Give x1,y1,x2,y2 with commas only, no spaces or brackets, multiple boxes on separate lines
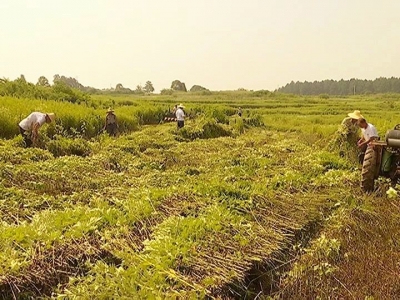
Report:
177,118,233,140
160,89,174,95
135,106,166,125
319,94,330,99
0,107,19,139
252,90,272,97
47,136,92,157
232,117,245,134
243,114,264,127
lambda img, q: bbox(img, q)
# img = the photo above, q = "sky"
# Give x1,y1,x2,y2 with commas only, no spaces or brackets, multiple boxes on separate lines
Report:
1,0,399,91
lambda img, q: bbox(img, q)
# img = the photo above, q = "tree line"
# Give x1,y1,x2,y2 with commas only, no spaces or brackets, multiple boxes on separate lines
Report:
0,75,211,101
0,75,90,104
276,77,400,95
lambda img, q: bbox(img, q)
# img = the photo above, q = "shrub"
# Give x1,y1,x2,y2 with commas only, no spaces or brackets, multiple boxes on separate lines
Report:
319,94,330,99
252,90,272,97
243,114,264,127
47,136,92,157
210,109,229,124
177,118,233,140
134,106,166,125
160,89,174,95
232,117,245,134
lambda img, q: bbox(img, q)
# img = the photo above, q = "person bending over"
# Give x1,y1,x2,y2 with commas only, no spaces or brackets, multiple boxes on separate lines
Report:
18,112,56,147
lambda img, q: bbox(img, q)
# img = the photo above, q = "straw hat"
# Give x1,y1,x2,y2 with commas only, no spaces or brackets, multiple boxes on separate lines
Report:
46,113,56,122
177,104,185,109
107,108,114,113
347,110,364,120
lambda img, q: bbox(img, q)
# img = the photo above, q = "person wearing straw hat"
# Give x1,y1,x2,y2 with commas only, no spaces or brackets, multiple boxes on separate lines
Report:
328,110,363,161
175,104,185,129
338,110,364,139
341,110,363,130
18,112,56,147
103,108,118,137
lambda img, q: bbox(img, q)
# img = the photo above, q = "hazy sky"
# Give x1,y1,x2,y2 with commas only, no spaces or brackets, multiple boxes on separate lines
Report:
1,0,399,91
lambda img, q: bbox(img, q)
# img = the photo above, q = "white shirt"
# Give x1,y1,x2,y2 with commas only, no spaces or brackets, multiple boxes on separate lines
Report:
19,112,46,131
361,123,379,141
176,108,185,121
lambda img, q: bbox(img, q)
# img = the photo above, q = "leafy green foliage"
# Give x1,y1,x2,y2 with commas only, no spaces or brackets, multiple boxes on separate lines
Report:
47,136,92,157
177,118,233,140
0,92,398,299
0,78,90,104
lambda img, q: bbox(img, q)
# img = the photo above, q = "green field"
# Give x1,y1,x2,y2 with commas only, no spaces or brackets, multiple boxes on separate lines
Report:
0,92,399,299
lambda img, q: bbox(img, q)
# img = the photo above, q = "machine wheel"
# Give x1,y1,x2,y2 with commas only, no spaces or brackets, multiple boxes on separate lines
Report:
361,146,377,192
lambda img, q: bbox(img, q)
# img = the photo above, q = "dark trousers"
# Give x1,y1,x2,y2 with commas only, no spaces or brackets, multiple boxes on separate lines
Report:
177,120,184,129
19,126,32,147
106,123,117,136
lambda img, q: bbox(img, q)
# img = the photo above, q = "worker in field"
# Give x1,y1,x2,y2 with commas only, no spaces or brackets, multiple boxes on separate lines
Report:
328,110,363,162
18,112,56,147
340,110,363,136
357,118,379,163
238,107,243,117
176,104,185,129
103,108,118,137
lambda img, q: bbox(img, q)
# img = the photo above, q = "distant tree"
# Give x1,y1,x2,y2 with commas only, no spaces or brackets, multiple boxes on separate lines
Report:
37,76,50,87
52,74,86,90
189,85,208,92
15,74,27,84
144,81,155,93
53,74,61,83
116,83,124,91
135,85,144,94
0,77,9,84
171,80,187,92
276,77,400,95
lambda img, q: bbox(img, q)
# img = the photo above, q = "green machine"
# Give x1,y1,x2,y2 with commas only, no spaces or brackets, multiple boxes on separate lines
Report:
361,125,400,192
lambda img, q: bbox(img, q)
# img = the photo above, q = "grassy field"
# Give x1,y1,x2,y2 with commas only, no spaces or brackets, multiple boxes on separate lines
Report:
0,92,399,299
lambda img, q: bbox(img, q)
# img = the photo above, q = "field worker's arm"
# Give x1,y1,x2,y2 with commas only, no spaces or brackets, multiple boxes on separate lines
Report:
358,136,377,148
358,140,368,148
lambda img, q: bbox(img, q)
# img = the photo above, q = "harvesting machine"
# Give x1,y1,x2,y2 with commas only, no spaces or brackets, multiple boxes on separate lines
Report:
361,125,400,191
